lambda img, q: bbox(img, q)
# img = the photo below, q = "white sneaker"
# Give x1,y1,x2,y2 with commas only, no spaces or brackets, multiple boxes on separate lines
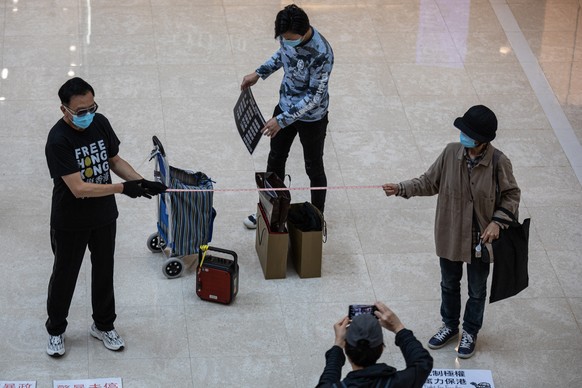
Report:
90,323,125,351
47,334,65,357
243,213,257,229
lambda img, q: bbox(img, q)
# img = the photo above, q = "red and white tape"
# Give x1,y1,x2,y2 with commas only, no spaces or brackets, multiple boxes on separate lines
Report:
166,185,384,193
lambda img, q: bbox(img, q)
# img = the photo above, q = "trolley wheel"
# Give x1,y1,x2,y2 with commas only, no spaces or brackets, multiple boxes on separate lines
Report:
146,232,166,253
162,257,184,279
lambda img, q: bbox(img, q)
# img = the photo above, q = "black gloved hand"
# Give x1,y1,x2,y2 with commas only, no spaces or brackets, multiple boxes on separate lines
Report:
140,179,167,196
122,180,152,199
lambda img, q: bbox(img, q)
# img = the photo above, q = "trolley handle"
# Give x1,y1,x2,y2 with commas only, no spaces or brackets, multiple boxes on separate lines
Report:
198,245,238,265
152,135,166,157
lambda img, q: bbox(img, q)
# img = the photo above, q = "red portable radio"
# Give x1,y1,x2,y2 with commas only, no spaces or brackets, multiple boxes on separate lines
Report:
196,245,239,304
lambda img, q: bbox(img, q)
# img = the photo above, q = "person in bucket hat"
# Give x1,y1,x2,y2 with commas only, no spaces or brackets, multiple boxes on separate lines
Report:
316,302,433,387
382,105,521,359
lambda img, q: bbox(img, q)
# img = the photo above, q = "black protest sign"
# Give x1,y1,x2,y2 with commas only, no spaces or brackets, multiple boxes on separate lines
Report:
233,88,266,155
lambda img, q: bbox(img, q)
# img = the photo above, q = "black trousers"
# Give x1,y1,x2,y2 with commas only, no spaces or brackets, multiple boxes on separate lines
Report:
46,222,117,335
267,105,329,212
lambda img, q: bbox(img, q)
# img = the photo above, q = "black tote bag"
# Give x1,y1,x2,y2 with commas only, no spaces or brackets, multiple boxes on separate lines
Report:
489,207,531,303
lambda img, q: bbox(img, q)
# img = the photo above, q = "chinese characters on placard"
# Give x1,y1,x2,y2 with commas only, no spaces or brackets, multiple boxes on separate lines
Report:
52,377,122,388
1,378,122,388
55,384,119,388
423,369,494,388
1,383,36,388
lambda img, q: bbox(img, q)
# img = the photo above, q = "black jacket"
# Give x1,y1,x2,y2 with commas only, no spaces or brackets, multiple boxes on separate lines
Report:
316,329,433,388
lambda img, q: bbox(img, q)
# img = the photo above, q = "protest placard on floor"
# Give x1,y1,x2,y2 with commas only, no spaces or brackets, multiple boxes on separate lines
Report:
53,377,122,388
423,369,494,387
1,382,36,388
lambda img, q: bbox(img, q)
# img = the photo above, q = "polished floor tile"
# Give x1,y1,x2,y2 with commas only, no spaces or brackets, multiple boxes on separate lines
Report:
1,0,581,387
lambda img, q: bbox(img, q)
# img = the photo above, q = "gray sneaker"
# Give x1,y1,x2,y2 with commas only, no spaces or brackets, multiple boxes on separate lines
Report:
47,334,65,357
428,325,459,349
90,323,125,351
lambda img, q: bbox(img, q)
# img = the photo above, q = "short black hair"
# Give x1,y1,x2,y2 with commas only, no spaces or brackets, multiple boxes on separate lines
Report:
345,339,384,367
274,4,310,38
58,77,95,105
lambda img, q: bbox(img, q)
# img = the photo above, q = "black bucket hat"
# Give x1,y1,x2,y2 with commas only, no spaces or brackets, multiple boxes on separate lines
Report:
454,105,498,143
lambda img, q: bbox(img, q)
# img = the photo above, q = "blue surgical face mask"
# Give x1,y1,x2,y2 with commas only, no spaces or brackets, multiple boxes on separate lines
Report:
460,132,478,148
72,112,95,129
281,37,302,47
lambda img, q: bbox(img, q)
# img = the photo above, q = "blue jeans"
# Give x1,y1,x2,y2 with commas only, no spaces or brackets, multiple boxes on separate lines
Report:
440,257,490,336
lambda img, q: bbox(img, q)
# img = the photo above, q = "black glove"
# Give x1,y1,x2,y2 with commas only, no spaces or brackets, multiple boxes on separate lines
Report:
140,179,167,196
122,180,152,199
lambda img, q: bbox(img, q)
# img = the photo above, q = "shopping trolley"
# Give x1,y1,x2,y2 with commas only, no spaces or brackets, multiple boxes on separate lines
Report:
146,135,216,279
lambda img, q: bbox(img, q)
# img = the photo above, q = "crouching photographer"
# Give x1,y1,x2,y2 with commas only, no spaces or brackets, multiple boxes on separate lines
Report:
316,302,433,388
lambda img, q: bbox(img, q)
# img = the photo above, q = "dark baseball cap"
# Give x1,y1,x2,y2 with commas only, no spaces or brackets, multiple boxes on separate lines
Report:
346,314,383,347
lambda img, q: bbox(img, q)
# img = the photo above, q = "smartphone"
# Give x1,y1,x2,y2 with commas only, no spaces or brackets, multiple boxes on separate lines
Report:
348,304,378,319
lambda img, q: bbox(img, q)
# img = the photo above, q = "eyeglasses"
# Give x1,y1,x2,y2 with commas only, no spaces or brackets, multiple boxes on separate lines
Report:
63,102,98,117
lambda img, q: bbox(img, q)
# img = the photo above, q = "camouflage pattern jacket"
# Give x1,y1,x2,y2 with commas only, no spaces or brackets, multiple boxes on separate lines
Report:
256,26,334,128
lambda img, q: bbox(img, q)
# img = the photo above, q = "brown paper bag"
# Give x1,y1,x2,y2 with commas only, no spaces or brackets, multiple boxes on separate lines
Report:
288,202,325,278
255,203,288,279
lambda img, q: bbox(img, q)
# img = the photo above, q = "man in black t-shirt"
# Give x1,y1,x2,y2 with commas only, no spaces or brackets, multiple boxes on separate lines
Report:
44,77,166,357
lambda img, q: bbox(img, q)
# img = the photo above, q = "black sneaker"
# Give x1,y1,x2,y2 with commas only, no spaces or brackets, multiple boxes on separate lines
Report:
457,330,477,358
428,325,459,349
243,213,257,229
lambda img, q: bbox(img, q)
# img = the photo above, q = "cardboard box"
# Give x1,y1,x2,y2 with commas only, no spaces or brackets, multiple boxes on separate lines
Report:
287,203,324,278
255,203,288,279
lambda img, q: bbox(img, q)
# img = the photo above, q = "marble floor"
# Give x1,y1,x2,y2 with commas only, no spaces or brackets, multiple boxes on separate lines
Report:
1,0,581,387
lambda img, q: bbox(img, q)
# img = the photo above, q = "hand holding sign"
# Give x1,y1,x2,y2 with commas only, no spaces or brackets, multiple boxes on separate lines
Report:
261,117,281,138
241,72,260,90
